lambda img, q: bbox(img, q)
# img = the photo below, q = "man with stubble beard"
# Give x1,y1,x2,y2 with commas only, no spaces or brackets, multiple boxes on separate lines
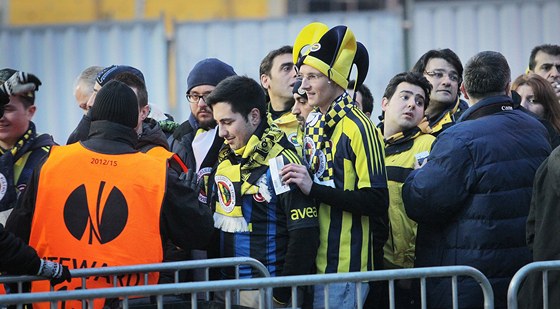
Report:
166,58,237,285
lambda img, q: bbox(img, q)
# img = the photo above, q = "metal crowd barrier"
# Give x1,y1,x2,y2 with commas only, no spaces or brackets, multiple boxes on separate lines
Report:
507,260,560,309
0,257,271,309
0,265,493,309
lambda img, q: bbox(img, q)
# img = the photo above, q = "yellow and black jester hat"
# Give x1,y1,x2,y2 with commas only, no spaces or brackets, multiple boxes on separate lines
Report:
293,22,369,91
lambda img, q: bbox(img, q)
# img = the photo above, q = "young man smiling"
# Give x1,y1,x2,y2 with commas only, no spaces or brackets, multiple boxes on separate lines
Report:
0,69,53,225
207,75,318,308
282,22,388,308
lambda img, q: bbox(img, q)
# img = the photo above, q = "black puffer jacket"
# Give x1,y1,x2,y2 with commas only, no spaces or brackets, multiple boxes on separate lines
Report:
137,118,169,153
403,96,551,308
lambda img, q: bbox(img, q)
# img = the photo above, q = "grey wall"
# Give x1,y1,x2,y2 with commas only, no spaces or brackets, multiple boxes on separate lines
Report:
0,0,557,143
0,21,167,143
173,10,403,123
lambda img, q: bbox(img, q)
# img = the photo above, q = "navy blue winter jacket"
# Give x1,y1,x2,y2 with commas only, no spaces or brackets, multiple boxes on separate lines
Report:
402,95,551,309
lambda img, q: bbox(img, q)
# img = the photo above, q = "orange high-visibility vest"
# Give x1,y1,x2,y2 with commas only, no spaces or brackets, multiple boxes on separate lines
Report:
28,143,167,309
146,146,188,173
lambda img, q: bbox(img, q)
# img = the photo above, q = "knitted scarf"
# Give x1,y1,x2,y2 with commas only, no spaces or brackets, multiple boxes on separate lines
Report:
0,122,40,211
213,120,288,233
304,93,352,182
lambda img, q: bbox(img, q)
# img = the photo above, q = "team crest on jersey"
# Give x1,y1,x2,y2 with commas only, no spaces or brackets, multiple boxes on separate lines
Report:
0,173,7,201
197,167,212,204
306,112,322,127
215,175,236,213
304,136,316,168
304,136,315,154
315,150,327,176
288,133,299,147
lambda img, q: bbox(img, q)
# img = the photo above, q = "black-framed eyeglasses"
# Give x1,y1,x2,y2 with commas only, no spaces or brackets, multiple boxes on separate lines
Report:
424,70,460,83
186,93,209,104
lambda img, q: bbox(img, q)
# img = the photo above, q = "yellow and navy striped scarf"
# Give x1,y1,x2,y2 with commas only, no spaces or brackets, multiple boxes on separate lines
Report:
304,93,353,182
213,120,288,233
0,122,51,211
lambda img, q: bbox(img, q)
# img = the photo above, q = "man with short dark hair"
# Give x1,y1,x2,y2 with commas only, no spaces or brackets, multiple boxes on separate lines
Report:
260,45,300,149
403,51,551,308
378,71,434,308
411,48,468,136
207,75,318,308
527,44,560,100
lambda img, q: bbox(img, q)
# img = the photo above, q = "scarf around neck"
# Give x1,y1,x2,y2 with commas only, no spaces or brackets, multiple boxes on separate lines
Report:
304,93,352,183
213,119,289,233
0,122,39,211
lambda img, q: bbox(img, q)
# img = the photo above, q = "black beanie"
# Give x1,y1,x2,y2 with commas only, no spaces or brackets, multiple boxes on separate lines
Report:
187,58,237,93
90,80,139,128
292,80,307,100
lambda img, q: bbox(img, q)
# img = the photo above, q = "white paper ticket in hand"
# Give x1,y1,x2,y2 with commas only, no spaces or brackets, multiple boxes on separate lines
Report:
269,156,291,195
415,151,430,165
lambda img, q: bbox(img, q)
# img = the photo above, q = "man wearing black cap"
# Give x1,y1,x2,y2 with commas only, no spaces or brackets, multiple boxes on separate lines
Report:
0,69,54,225
290,79,313,158
6,80,214,308
66,64,145,144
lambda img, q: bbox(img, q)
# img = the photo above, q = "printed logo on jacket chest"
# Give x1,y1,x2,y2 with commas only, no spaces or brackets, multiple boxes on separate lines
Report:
64,181,128,245
215,175,236,213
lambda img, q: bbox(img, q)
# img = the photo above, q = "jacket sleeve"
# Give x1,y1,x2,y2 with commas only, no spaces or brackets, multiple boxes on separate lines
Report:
309,184,388,217
66,114,91,145
0,224,41,275
402,131,475,224
4,157,45,244
526,156,550,253
273,227,319,303
161,166,214,252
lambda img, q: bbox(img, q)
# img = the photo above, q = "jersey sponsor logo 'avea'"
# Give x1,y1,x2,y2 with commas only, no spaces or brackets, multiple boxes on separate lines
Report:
290,206,318,220
64,181,128,245
215,175,236,213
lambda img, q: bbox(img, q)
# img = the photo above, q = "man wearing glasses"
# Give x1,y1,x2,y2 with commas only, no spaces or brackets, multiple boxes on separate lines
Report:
166,59,236,285
411,48,469,136
168,58,236,194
